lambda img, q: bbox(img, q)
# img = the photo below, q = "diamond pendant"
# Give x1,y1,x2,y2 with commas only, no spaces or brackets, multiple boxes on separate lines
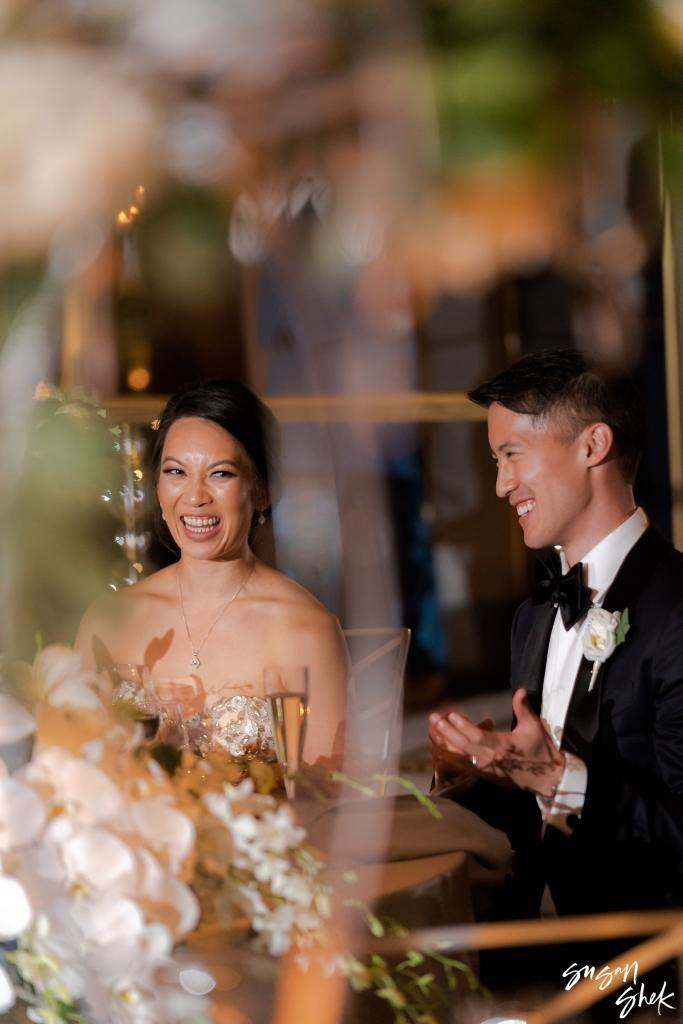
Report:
190,653,201,670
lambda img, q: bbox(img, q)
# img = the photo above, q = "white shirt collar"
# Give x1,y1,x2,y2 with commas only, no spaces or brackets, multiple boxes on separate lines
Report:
559,507,648,602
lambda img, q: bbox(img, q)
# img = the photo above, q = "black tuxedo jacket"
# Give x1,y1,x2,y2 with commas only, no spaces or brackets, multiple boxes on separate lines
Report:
465,526,683,918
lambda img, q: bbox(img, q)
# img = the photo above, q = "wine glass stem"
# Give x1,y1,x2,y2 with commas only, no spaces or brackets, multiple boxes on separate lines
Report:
284,773,296,801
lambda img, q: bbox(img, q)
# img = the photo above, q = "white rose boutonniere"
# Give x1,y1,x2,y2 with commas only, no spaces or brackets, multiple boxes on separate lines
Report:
582,607,630,692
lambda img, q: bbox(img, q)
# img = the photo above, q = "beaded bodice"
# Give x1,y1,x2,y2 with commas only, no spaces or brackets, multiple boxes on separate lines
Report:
204,694,275,760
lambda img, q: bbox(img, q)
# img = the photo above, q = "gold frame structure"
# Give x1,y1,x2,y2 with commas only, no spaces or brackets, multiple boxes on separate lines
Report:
371,909,683,1023
663,189,683,551
104,391,487,425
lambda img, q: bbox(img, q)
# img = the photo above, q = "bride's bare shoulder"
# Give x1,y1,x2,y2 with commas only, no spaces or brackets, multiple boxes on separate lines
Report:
255,567,348,678
257,565,340,633
75,565,176,648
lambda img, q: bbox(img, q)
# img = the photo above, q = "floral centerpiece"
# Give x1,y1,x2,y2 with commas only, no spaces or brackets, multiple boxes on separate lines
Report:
0,646,479,1024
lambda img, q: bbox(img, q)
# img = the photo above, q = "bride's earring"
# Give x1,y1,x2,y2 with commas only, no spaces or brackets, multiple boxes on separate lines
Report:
258,512,266,526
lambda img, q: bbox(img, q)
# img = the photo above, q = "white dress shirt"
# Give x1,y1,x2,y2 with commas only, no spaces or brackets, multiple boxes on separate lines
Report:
539,507,648,833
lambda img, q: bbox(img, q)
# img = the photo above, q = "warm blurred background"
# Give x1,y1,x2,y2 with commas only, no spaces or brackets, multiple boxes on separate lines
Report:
1,0,682,710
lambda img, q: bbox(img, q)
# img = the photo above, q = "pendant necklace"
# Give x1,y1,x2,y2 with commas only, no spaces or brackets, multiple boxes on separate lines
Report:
176,562,255,670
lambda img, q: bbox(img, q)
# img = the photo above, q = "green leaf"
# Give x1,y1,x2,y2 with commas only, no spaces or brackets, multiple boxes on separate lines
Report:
371,775,443,820
615,607,630,646
367,914,385,938
384,918,409,937
416,973,436,989
328,770,375,796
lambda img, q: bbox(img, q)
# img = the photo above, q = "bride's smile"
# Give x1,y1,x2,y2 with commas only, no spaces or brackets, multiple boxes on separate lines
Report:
158,416,261,560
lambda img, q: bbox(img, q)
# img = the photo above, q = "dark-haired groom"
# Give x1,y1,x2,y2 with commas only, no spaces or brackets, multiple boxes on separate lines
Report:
429,349,683,936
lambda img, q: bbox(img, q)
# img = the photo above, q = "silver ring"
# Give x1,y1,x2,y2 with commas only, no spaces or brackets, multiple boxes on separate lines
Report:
471,755,478,767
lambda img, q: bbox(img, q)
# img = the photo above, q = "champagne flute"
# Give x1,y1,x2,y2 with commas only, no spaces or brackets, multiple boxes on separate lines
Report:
264,667,309,800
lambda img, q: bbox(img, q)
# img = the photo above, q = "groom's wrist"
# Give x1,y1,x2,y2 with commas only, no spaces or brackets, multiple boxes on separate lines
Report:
533,754,566,799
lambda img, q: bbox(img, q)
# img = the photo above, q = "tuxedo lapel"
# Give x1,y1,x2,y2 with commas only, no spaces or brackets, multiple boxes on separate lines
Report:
517,601,557,715
562,527,664,760
562,658,597,759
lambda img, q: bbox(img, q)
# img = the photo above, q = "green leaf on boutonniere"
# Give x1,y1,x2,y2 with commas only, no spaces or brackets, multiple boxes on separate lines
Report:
615,608,630,646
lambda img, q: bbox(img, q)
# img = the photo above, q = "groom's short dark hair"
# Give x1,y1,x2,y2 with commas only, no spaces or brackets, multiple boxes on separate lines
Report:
468,348,645,484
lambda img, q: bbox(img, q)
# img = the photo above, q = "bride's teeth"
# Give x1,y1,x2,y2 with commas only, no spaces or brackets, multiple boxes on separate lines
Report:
183,516,219,529
517,501,535,517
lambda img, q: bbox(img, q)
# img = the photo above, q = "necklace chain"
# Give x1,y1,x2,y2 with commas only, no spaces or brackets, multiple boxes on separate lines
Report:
176,562,255,670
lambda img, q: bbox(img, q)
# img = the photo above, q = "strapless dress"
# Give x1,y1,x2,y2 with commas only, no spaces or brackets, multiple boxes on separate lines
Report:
112,671,275,761
189,694,275,760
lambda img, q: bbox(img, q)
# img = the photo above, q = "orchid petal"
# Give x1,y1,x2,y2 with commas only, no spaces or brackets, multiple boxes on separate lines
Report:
0,693,35,744
62,829,136,890
134,852,198,936
24,749,125,825
34,644,88,694
146,875,200,938
0,777,46,850
134,848,165,899
179,968,216,995
0,874,32,938
68,893,144,946
130,799,195,869
142,922,173,962
82,739,104,763
48,680,103,711
0,964,15,1013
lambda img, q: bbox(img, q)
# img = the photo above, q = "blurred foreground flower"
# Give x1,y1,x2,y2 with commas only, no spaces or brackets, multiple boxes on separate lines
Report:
0,644,484,1023
0,646,205,1023
0,645,332,1022
0,46,159,268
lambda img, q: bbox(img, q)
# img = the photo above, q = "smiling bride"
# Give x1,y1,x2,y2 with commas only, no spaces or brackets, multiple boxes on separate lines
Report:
75,380,348,765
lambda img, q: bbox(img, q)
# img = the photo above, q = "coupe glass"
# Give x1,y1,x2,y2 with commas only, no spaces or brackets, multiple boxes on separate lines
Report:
111,663,159,741
264,667,309,800
154,679,201,749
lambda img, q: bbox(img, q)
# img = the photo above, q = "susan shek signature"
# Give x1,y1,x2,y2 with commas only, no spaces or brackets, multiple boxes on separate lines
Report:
563,961,676,1018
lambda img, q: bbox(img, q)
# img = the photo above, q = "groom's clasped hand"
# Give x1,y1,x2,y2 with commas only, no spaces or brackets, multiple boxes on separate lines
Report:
428,687,565,798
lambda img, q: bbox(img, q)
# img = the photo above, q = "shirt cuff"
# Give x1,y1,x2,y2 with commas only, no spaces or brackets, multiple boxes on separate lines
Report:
536,752,587,836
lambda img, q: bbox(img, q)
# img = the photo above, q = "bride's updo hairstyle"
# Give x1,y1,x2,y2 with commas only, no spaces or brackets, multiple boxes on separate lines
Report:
151,380,280,537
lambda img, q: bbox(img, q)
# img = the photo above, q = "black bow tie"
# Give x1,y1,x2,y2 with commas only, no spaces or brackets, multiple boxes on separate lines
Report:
532,553,592,630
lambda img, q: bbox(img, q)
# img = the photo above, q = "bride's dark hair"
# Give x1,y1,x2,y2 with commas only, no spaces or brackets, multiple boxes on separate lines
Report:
151,380,280,534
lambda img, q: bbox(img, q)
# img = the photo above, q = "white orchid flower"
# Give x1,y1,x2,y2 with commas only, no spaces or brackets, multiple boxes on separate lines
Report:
0,874,33,1013
0,965,16,1014
82,920,172,986
271,871,314,907
0,873,32,938
61,828,137,893
252,855,290,885
22,748,126,825
0,777,46,850
130,798,195,871
261,806,307,852
130,848,199,939
31,645,104,708
0,693,35,745
253,905,295,955
46,679,105,712
147,875,200,938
